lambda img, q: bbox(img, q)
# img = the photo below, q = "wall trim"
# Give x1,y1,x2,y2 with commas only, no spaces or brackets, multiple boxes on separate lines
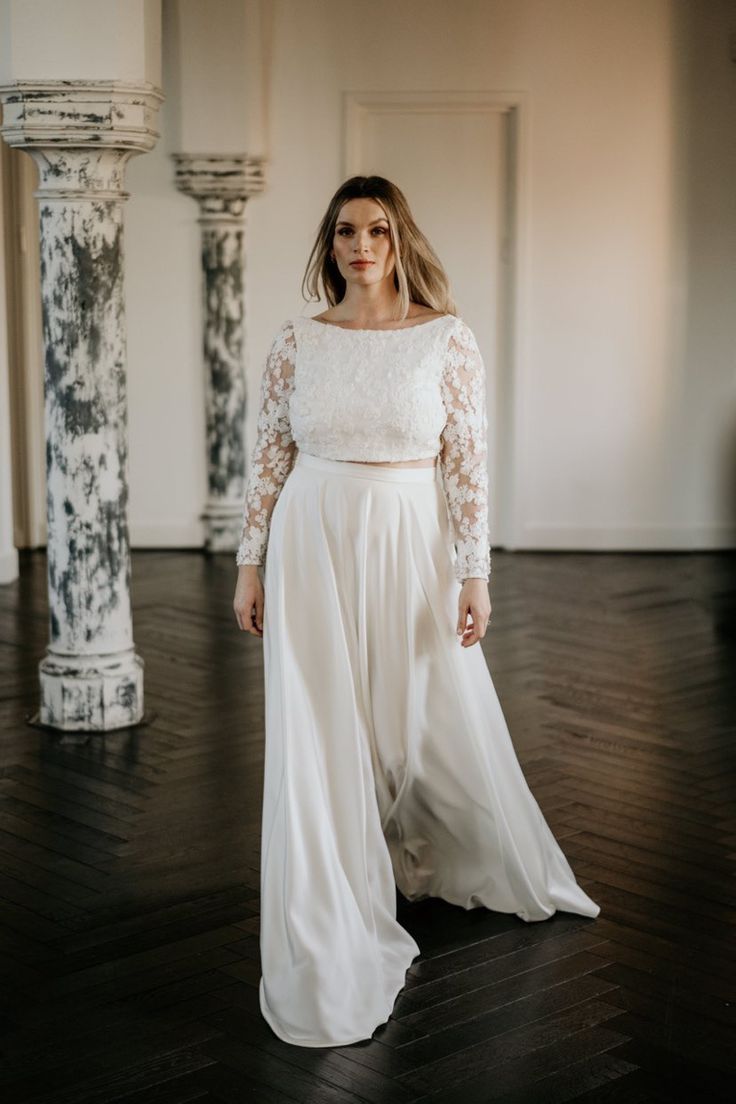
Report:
0,548,19,583
131,522,206,547
510,524,736,550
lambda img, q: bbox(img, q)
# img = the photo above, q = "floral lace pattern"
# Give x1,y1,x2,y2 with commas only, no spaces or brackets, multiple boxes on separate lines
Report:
288,316,450,462
438,321,491,582
235,320,297,566
235,314,491,583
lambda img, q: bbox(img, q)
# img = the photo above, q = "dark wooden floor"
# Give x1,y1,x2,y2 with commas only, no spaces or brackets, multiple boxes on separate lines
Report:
0,548,734,1103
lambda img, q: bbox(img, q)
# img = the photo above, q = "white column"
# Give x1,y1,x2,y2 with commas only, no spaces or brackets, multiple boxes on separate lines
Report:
0,81,163,730
173,154,265,549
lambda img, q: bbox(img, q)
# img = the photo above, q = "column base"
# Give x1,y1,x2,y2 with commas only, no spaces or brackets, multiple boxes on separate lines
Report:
38,648,145,731
201,499,244,553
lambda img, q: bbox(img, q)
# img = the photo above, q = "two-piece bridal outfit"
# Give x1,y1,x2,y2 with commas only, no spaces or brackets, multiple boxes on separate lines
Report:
235,311,600,1048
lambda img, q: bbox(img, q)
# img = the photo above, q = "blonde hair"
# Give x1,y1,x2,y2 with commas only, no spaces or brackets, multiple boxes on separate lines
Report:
301,175,457,321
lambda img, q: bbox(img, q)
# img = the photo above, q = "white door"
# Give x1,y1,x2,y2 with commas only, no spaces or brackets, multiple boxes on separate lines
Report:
344,92,517,548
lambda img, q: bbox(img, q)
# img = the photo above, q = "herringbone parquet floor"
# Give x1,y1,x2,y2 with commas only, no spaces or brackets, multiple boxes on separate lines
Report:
0,549,734,1103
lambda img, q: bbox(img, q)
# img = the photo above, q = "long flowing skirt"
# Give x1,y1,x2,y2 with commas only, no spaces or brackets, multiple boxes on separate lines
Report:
259,450,600,1048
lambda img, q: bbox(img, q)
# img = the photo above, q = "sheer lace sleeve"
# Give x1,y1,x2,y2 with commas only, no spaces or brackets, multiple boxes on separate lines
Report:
438,319,491,584
235,320,297,567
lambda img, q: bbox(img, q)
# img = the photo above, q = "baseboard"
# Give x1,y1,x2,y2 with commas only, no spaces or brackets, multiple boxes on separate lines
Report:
0,547,19,584
508,522,736,551
130,521,206,547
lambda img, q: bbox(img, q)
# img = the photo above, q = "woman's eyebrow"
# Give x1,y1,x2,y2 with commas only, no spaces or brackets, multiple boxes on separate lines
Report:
335,218,389,227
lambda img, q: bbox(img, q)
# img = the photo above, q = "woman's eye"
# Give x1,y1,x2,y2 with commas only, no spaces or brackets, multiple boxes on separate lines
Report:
336,227,387,236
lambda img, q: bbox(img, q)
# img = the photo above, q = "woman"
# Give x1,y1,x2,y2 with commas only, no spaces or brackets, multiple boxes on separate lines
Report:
233,175,600,1048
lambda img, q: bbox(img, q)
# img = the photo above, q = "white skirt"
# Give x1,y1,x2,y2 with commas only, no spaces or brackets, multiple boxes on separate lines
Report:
259,450,600,1048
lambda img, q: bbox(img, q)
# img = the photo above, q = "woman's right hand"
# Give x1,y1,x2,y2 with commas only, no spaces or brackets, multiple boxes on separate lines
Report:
234,564,264,636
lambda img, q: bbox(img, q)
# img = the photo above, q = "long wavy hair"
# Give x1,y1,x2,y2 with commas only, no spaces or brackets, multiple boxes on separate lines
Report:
301,175,457,321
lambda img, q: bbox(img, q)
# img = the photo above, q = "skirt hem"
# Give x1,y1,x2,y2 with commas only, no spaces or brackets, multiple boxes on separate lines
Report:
258,961,417,1048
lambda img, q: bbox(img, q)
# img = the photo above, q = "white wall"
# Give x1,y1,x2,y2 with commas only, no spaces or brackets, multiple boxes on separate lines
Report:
123,0,736,553
0,0,161,82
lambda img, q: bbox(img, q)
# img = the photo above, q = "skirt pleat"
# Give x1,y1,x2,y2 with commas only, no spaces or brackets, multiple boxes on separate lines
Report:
258,450,600,1047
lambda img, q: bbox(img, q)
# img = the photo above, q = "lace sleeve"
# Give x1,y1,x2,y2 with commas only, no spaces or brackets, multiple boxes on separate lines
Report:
235,320,297,566
438,319,491,584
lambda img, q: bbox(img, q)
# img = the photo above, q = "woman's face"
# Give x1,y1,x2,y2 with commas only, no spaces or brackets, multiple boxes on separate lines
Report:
331,198,395,286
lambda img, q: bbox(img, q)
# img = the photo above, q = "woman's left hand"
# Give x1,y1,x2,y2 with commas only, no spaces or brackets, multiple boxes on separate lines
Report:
456,578,492,647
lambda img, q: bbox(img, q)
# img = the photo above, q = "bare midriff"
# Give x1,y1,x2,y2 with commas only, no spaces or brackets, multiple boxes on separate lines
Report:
345,457,437,469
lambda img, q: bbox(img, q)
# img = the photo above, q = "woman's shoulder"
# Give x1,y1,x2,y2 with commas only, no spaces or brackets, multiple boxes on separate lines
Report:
264,319,299,362
295,304,457,328
407,306,471,339
273,309,472,349
279,309,470,331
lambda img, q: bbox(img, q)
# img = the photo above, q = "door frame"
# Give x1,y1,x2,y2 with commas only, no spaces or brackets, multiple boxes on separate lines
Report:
343,88,530,551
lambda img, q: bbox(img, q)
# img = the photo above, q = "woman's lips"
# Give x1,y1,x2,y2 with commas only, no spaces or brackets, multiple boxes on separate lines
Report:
350,261,374,267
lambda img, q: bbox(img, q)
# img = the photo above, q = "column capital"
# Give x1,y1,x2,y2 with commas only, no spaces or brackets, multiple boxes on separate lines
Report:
172,153,267,221
0,79,163,150
0,80,164,198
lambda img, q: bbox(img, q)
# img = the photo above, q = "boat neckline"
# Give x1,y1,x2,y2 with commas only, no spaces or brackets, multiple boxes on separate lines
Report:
299,313,454,333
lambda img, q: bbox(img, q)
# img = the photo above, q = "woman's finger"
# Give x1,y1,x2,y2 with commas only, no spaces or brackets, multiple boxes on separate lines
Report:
473,610,489,638
472,600,491,632
248,598,263,636
460,606,492,646
457,598,469,636
234,593,262,635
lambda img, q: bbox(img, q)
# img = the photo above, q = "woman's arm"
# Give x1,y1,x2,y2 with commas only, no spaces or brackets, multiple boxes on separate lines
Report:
438,319,492,585
235,320,298,568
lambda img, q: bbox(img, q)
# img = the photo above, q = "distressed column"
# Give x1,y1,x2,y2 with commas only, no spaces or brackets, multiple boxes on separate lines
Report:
0,81,163,731
172,154,266,551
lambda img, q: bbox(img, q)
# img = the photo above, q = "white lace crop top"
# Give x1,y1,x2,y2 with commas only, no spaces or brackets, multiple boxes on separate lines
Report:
235,313,491,582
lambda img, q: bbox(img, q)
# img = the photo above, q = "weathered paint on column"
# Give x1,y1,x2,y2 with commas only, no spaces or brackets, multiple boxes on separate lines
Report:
173,155,266,551
0,82,163,730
